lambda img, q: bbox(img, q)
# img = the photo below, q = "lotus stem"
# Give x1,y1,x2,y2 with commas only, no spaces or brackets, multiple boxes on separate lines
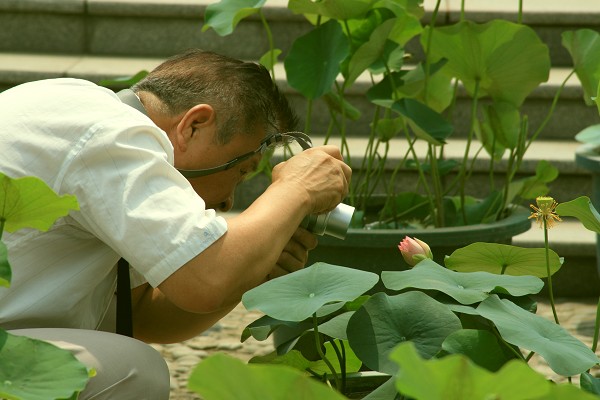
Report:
258,10,276,80
328,339,346,393
543,218,560,324
459,79,481,223
313,313,340,390
592,297,600,353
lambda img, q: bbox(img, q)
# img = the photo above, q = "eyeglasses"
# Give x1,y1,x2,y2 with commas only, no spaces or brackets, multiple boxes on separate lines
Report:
177,131,313,178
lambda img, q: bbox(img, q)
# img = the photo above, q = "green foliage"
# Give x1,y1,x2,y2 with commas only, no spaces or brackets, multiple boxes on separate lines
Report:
0,173,85,400
98,70,149,90
201,0,559,229
562,29,600,107
556,196,600,233
382,259,545,302
0,241,9,288
0,331,93,400
185,192,600,399
188,353,347,400
347,291,462,374
425,20,550,107
477,295,599,376
284,20,350,100
0,173,78,234
390,341,596,400
202,0,266,36
444,242,562,277
242,262,378,321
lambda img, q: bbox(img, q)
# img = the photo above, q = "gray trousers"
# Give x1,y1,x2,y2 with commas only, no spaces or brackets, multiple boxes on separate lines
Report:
10,328,171,400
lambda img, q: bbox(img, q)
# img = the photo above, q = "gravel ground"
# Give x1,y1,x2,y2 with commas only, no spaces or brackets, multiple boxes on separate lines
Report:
154,297,600,399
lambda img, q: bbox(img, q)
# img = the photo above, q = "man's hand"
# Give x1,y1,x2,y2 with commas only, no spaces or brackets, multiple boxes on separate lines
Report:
271,145,352,216
267,227,318,280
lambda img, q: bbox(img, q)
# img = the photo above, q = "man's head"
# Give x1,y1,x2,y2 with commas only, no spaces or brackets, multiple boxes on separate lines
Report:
132,49,298,211
132,49,297,145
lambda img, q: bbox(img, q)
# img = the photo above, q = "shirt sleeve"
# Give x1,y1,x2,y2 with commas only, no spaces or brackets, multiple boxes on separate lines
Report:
60,115,228,287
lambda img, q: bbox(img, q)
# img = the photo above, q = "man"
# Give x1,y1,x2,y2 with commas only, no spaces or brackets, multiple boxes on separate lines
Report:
0,49,351,399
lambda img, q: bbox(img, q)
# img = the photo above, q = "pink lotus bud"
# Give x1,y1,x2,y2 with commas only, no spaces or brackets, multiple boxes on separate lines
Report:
398,236,433,267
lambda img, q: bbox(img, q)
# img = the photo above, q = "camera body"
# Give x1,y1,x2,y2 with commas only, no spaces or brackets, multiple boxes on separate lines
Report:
300,203,355,239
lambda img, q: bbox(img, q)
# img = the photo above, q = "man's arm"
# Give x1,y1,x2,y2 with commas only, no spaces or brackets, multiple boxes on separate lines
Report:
132,228,318,343
156,146,349,313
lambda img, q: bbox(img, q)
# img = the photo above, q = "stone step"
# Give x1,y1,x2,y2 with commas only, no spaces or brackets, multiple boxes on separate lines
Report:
0,51,592,203
0,52,597,142
1,0,597,65
233,135,592,206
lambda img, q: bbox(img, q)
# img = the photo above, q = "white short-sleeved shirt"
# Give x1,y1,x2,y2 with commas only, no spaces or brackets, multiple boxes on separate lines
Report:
0,78,228,330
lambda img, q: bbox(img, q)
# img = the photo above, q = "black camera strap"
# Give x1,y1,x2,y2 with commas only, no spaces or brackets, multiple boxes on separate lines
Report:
116,258,133,337
113,89,148,337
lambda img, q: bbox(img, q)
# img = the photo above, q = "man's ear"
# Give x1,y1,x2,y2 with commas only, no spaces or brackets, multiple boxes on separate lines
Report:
175,104,215,151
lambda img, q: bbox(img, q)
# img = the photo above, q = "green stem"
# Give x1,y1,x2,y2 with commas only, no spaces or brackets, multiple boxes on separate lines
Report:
592,297,600,353
328,339,346,393
525,70,575,153
428,144,445,226
423,0,442,105
258,10,276,80
525,351,535,362
543,218,560,324
459,79,480,223
0,218,4,240
313,314,340,390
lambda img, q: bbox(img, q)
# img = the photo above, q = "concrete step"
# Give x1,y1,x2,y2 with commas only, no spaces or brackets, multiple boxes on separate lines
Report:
232,135,593,206
1,0,597,65
0,52,597,142
0,51,592,203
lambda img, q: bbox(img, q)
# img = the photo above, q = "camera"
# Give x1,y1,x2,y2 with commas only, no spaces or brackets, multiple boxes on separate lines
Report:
300,203,355,240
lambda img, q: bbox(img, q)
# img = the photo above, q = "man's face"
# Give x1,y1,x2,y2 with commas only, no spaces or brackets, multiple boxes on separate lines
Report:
178,129,264,211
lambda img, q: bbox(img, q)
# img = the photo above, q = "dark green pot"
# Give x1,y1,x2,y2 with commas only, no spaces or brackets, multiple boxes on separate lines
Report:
307,205,532,279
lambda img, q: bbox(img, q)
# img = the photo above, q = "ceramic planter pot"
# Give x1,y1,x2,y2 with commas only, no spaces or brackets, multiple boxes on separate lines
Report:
307,205,532,285
576,143,600,275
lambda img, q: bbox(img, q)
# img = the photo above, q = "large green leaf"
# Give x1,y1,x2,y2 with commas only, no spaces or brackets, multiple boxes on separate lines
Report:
288,0,377,20
0,240,10,287
390,342,552,400
0,173,79,233
317,311,354,340
581,371,600,396
477,295,600,376
0,330,91,400
345,14,421,87
478,101,521,155
188,353,346,400
445,242,562,278
507,160,558,203
382,259,544,304
284,20,350,100
250,340,362,376
575,124,600,145
202,0,266,36
556,196,600,234
562,29,600,106
347,291,461,374
441,329,517,372
390,98,454,145
98,70,148,89
425,20,550,106
242,262,379,321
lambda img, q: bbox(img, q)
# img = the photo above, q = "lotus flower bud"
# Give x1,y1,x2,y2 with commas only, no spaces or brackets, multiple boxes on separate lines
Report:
398,236,433,267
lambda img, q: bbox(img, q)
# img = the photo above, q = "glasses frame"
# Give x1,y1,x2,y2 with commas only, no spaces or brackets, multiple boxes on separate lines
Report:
177,131,313,178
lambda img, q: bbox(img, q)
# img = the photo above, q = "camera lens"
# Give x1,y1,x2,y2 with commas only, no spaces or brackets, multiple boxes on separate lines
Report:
301,203,355,239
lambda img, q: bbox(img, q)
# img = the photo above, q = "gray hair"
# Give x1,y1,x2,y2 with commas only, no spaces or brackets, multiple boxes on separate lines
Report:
132,49,298,144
